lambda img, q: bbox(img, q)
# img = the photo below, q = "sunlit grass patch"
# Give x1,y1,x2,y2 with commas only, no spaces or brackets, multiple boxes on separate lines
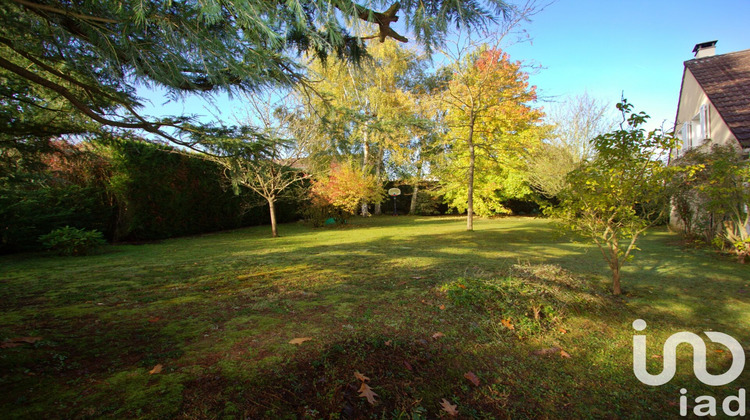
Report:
1,216,749,418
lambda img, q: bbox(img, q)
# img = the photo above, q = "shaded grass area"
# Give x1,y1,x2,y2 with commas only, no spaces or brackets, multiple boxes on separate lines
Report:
1,216,749,418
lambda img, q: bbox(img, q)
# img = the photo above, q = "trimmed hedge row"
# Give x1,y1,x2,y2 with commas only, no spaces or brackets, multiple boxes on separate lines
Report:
0,139,303,253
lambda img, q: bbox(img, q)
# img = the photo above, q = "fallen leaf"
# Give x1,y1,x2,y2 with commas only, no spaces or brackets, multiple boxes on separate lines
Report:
559,350,572,359
0,342,23,349
457,284,467,289
289,337,313,345
715,349,725,353
559,328,568,334
403,360,413,371
384,340,392,347
149,364,163,374
651,354,662,359
440,398,458,416
500,319,515,330
354,371,369,382
439,304,446,310
532,347,561,356
13,337,42,344
464,372,480,386
358,382,378,405
1,337,43,348
432,332,445,339
148,317,160,323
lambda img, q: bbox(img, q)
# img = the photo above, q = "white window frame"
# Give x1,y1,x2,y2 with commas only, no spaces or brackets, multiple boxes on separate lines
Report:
691,104,709,146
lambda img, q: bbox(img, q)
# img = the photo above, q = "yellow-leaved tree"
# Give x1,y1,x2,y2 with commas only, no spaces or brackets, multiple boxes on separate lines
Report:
437,46,544,230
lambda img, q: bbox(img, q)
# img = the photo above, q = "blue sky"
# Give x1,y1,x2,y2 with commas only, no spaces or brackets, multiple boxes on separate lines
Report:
137,0,750,132
503,0,750,129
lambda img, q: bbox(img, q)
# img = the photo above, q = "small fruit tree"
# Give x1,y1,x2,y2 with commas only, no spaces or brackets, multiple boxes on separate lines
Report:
550,100,680,295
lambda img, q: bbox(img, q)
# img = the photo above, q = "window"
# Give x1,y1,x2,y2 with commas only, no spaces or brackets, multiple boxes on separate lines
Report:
691,104,709,145
678,105,709,155
679,121,691,152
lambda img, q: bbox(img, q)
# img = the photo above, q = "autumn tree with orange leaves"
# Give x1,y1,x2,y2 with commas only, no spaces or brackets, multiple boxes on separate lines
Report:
436,46,544,230
309,162,385,218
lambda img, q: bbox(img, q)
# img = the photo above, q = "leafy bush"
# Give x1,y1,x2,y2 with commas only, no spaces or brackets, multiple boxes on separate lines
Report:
302,203,348,227
309,162,384,216
0,184,112,253
40,226,107,256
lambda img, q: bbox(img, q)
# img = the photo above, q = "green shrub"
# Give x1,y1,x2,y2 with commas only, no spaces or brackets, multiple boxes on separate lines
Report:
0,184,112,253
40,226,107,256
302,203,349,227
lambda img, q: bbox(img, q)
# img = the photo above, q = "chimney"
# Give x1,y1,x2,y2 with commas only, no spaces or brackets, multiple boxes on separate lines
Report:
693,40,718,58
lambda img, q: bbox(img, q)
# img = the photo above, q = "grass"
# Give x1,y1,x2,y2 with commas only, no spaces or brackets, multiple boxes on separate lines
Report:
1,216,749,419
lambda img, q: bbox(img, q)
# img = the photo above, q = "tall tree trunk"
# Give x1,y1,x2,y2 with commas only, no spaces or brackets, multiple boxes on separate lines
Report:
268,197,278,238
360,129,370,217
374,147,384,215
410,163,422,215
466,115,476,231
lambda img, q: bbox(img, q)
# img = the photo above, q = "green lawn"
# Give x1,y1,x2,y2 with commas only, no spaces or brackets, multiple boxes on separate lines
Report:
1,216,749,419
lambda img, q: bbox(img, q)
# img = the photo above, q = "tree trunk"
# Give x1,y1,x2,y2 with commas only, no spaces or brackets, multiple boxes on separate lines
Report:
268,198,278,238
612,267,621,295
410,182,419,215
374,147,383,215
410,163,422,215
466,115,476,231
360,131,370,217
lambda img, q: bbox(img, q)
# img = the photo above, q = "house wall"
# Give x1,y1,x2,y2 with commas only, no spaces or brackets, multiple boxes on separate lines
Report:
676,69,740,151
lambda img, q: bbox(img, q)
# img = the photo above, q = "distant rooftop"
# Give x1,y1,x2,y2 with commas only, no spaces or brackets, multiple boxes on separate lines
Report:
685,48,750,147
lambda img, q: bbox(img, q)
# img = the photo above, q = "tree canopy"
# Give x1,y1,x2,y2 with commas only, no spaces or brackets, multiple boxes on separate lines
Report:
1,0,515,149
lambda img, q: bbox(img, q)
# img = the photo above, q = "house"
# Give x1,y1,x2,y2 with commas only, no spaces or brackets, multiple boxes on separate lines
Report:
671,41,750,238
674,41,750,157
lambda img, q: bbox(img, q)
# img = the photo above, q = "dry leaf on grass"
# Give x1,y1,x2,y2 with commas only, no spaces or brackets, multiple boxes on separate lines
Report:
149,364,163,374
358,382,378,405
432,332,445,339
531,347,561,356
439,304,446,310
440,398,458,416
500,319,514,330
532,347,572,359
464,371,480,386
354,371,369,382
384,340,392,347
288,337,312,345
1,337,43,348
0,343,23,349
403,360,413,371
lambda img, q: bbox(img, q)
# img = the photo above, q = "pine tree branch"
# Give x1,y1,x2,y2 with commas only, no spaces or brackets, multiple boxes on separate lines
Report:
11,0,117,24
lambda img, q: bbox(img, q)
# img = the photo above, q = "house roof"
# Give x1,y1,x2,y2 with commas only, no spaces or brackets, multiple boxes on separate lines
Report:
684,48,750,147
